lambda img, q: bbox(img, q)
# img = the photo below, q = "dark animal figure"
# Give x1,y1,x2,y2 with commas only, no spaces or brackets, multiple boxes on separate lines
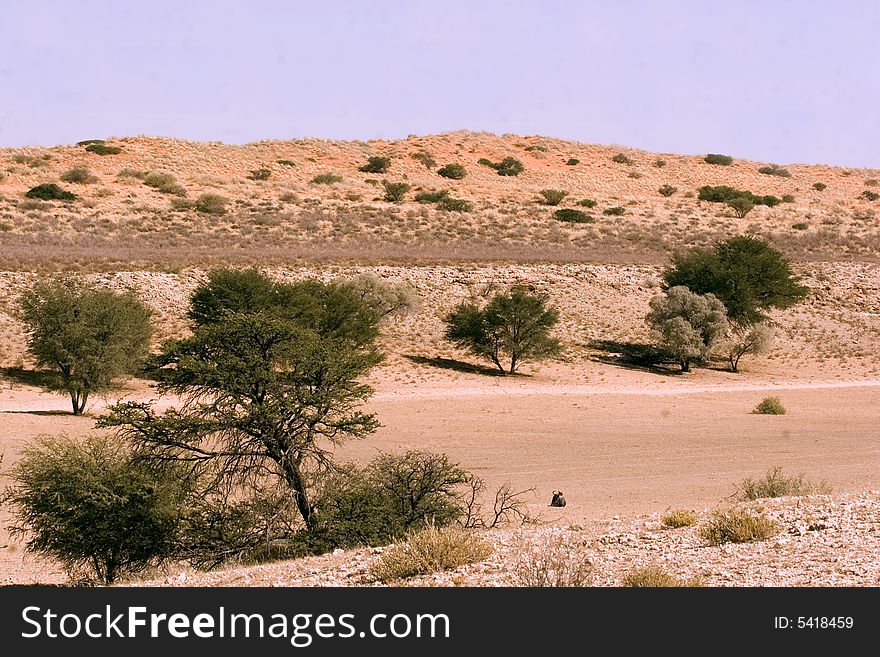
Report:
550,490,566,507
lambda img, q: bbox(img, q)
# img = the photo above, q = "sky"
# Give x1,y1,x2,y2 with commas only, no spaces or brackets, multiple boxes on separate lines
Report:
1,0,878,167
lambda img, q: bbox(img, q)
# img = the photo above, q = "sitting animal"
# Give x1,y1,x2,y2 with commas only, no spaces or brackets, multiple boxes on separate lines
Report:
550,490,567,507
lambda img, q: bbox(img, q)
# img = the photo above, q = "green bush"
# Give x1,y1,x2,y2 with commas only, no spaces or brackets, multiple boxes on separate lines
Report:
554,208,592,223
658,184,677,197
6,434,186,584
612,153,633,165
60,166,98,184
758,164,791,177
704,153,733,166
539,189,569,206
415,189,449,203
478,157,524,176
144,170,187,196
577,199,598,208
85,143,122,155
861,190,879,201
25,183,76,201
754,396,785,415
738,466,830,501
76,139,105,146
792,222,808,230
311,173,343,185
622,566,705,587
566,158,580,166
661,509,698,528
359,156,390,173
411,151,436,169
700,508,778,545
249,168,271,180
653,158,667,168
603,206,626,216
782,194,795,203
383,181,411,203
276,159,296,167
698,185,780,207
812,182,826,191
524,144,548,152
195,193,228,215
437,163,467,179
369,524,491,582
437,197,473,212
727,197,754,218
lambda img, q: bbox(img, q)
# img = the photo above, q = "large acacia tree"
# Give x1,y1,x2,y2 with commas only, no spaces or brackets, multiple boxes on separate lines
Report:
18,279,152,415
101,270,385,531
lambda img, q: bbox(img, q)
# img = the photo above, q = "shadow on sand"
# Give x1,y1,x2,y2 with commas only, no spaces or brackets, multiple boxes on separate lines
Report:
587,340,682,377
403,355,507,377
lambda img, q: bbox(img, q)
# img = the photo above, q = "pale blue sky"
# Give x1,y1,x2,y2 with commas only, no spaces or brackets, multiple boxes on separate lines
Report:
1,0,878,166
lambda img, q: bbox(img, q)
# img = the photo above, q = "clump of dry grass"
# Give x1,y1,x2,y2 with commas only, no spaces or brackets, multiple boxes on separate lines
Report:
370,524,492,582
661,509,698,528
700,508,778,545
738,466,830,501
753,396,786,414
622,565,706,587
510,534,593,587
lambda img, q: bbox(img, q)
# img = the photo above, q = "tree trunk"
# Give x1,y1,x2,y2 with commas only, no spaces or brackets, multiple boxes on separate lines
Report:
508,354,518,375
680,358,690,373
70,389,86,416
281,458,316,531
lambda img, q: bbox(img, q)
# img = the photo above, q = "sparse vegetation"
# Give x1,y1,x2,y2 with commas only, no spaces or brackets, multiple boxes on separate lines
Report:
653,157,667,167
754,396,786,415
511,535,593,587
437,163,467,179
25,183,76,201
661,509,698,528
144,170,187,196
603,206,626,216
76,139,105,147
554,208,592,223
782,194,795,203
249,168,271,180
700,508,778,545
369,524,491,582
539,189,569,206
412,151,436,169
792,222,808,230
658,184,677,197
415,190,449,203
812,182,827,191
566,158,579,166
860,190,879,202
622,566,705,587
698,185,781,207
194,193,228,215
738,467,830,501
437,196,473,212
359,156,391,173
60,166,98,184
85,143,122,155
612,153,634,165
577,199,598,208
478,156,524,176
704,154,733,166
311,173,343,184
276,159,295,167
758,164,791,177
383,181,411,203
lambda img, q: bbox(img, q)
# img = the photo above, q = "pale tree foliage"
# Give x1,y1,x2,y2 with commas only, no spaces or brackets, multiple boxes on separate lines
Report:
723,322,773,372
346,274,419,319
646,286,729,372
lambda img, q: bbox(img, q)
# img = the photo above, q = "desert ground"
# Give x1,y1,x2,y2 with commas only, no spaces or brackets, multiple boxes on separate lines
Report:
0,133,878,585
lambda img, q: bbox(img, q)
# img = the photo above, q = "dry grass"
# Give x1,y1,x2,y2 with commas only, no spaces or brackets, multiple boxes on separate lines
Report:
622,565,706,587
510,534,594,587
661,509,698,528
754,396,786,415
738,467,831,501
700,508,778,545
369,524,492,582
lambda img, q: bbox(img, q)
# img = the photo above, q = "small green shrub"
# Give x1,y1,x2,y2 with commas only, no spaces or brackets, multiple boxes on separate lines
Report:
603,206,626,216
566,158,579,166
415,190,449,203
60,166,98,184
411,151,436,169
85,143,122,155
738,466,830,501
369,524,492,581
700,508,778,545
76,139,105,146
754,396,785,415
628,170,642,179
781,194,795,203
727,197,754,218
661,509,698,528
622,566,706,587
311,173,343,185
144,171,186,196
653,158,667,168
249,168,271,181
612,153,633,165
860,190,879,201
658,184,677,197
577,199,598,208
25,183,76,201
698,185,780,207
792,222,809,230
383,181,411,203
437,197,473,212
554,208,592,223
195,193,228,215
359,156,390,173
704,153,733,166
479,157,524,176
758,164,791,177
539,189,569,206
276,159,295,167
437,163,467,179
812,182,826,191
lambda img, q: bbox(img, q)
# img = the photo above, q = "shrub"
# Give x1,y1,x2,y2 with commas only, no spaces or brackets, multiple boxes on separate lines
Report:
865,179,878,187
411,151,436,169
554,208,593,223
479,157,524,176
658,184,677,197
437,197,473,212
738,466,830,501
653,157,667,167
727,197,754,218
577,199,598,208
76,139,105,146
369,524,491,582
603,206,626,215
723,322,773,372
860,190,879,201
383,181,411,203
612,153,633,165
622,566,705,587
524,144,548,152
171,198,195,211
539,189,569,206
704,153,733,166
700,508,778,545
646,286,728,372
359,156,390,173
697,185,780,206
6,435,185,584
511,534,593,587
311,173,343,185
85,143,122,155
25,183,76,201
276,159,296,167
144,170,186,196
628,170,642,179
437,163,467,179
758,164,791,177
812,182,826,191
753,396,785,415
782,194,795,203
566,158,579,166
792,222,808,230
117,167,147,180
415,190,449,203
195,193,229,215
661,509,698,528
60,166,98,184
249,168,271,181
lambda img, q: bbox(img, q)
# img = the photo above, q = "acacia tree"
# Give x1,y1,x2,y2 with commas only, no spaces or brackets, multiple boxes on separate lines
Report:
18,279,152,415
646,286,728,372
100,271,384,531
443,287,561,374
723,322,773,372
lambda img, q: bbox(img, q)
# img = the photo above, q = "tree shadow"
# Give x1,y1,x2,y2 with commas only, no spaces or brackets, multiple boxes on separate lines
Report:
587,340,682,377
0,367,57,388
403,355,506,377
1,409,72,416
